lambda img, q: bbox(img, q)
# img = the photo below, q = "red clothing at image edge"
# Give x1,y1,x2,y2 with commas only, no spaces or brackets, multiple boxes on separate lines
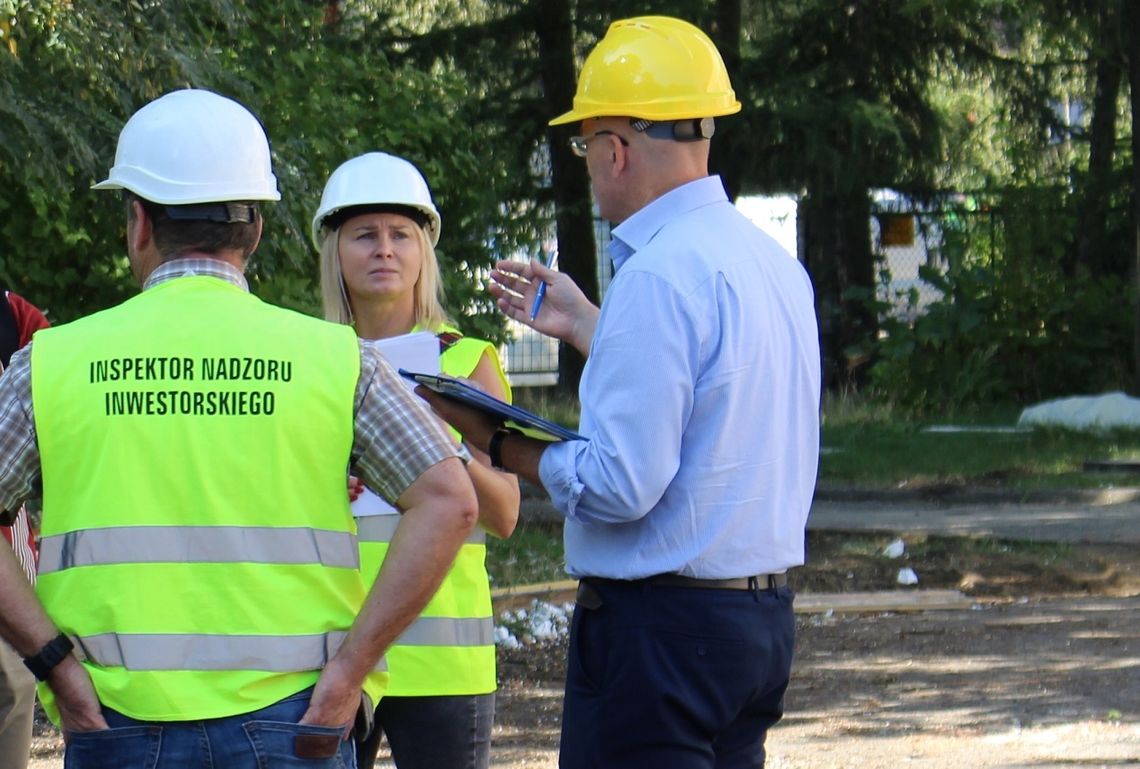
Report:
0,290,49,580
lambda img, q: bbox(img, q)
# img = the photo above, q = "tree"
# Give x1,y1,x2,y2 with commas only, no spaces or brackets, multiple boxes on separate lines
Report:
0,1,237,320
736,0,1029,391
1075,1,1126,277
0,0,525,345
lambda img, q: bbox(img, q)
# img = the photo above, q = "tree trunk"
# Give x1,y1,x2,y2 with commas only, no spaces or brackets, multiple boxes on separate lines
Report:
534,0,597,395
709,0,743,201
1127,0,1140,394
1076,0,1122,276
800,188,878,391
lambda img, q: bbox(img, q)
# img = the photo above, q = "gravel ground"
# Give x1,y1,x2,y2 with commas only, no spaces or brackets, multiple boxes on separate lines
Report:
27,532,1140,768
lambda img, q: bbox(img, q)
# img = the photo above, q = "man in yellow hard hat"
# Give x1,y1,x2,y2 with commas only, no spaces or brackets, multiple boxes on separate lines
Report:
0,89,477,768
424,15,821,769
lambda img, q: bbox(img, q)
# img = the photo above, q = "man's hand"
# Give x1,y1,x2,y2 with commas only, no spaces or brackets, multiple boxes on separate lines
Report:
300,658,359,738
489,259,599,356
51,657,109,738
347,475,364,503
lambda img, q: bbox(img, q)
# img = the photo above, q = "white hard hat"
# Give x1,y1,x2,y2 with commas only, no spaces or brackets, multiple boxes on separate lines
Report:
93,89,281,204
311,152,441,249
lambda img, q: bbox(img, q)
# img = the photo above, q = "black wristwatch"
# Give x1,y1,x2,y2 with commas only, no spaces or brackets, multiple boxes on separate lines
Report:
23,633,74,682
488,427,520,471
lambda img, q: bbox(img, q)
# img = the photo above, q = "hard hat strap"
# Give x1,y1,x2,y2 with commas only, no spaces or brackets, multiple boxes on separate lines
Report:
163,203,258,224
629,117,715,142
321,204,430,235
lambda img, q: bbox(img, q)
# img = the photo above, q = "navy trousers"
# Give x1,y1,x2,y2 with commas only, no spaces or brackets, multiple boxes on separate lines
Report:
558,579,795,769
355,693,494,769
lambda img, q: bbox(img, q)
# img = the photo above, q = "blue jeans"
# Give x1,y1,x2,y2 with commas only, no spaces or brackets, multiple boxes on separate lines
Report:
356,693,494,769
64,687,356,769
559,579,796,769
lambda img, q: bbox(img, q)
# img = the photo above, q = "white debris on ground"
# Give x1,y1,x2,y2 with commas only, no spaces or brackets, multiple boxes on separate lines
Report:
495,599,574,648
882,538,906,558
1018,391,1140,431
896,567,919,585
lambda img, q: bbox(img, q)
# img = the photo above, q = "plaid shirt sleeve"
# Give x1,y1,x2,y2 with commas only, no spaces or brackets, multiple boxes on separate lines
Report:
351,340,468,505
0,345,42,514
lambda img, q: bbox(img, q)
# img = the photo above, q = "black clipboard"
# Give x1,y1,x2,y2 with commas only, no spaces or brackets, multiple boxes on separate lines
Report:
399,369,583,442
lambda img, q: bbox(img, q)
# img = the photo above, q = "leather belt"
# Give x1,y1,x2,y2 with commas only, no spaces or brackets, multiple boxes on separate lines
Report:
586,573,788,591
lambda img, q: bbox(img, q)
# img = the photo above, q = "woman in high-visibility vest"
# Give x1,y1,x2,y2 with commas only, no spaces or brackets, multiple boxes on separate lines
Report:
312,152,520,769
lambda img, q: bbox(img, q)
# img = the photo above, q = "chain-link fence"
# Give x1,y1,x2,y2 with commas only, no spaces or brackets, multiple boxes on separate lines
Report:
500,218,613,387
871,192,999,321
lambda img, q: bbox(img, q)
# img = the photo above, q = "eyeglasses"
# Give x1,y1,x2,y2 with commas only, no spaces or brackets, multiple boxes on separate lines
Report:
568,130,630,158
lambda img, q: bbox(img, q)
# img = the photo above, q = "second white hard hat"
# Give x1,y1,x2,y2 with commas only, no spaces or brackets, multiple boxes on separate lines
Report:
311,152,441,249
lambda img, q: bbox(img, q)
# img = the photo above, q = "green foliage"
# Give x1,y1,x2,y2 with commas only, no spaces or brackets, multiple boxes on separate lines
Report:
0,1,238,321
485,518,566,587
0,0,533,342
739,0,1010,196
871,188,1131,409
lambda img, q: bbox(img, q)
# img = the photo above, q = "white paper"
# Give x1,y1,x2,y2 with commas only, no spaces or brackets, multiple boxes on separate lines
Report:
353,331,442,518
352,487,398,518
372,331,441,393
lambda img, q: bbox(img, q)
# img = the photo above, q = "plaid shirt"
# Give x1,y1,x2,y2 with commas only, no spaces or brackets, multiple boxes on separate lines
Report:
0,257,465,512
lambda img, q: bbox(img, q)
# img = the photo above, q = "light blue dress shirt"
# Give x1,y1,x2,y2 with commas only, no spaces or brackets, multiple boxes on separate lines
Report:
539,176,821,579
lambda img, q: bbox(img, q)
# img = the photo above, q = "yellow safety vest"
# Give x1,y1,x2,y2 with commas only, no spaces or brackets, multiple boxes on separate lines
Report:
31,276,380,721
355,325,509,696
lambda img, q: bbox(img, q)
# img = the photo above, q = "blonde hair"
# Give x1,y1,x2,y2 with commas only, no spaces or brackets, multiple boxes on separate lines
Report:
318,219,452,331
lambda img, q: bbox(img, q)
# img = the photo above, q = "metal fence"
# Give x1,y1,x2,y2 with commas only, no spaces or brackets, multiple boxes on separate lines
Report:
501,217,612,387
870,193,1000,321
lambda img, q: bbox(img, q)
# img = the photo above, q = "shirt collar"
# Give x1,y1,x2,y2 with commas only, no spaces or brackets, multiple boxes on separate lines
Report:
143,257,250,292
608,175,729,272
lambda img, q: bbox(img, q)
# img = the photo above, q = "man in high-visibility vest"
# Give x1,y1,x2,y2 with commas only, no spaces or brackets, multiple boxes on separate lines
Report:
0,88,478,768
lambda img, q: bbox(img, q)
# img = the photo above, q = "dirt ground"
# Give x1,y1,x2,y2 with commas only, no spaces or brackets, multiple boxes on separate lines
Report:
28,532,1140,768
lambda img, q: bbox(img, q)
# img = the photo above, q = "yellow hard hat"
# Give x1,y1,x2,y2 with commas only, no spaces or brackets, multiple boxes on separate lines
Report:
549,16,742,126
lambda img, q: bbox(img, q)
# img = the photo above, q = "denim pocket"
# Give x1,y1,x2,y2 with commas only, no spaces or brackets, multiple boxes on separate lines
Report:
244,720,352,768
64,725,162,769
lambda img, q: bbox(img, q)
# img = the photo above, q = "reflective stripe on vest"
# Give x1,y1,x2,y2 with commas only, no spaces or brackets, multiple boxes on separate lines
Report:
39,526,359,574
396,616,494,647
356,516,485,546
71,631,386,673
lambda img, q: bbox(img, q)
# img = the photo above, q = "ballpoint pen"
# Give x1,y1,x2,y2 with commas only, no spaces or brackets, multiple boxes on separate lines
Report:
529,251,559,321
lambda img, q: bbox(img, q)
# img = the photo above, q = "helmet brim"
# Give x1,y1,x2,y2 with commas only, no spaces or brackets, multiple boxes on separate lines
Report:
549,101,742,127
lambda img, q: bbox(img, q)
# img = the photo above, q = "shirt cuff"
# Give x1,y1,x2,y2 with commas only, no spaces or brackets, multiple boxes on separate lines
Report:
538,439,584,520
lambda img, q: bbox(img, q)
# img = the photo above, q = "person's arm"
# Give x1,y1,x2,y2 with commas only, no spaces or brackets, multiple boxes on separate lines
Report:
0,544,106,734
0,347,105,734
489,259,599,357
301,455,477,730
301,345,478,729
460,352,520,539
440,269,698,526
419,391,550,490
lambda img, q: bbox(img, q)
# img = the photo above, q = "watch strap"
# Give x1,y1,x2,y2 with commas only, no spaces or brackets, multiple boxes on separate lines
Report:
23,632,74,682
488,427,519,471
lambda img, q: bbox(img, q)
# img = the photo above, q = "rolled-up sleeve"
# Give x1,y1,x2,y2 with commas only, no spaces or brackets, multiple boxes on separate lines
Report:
352,341,469,505
0,346,42,513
